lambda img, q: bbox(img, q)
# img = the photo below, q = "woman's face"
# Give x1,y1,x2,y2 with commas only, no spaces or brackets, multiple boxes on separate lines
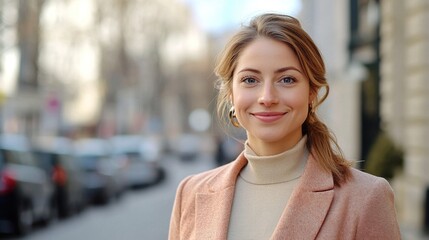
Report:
232,37,313,155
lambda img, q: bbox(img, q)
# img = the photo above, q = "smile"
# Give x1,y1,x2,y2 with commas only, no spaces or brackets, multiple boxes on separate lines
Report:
251,112,287,123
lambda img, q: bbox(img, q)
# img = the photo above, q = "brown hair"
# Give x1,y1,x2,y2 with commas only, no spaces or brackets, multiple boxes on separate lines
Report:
214,13,351,185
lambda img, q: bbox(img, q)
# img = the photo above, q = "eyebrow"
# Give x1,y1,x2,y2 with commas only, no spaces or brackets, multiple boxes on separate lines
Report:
237,66,303,74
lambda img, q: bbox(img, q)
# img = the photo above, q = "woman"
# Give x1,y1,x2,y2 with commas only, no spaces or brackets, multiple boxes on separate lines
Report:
169,13,401,239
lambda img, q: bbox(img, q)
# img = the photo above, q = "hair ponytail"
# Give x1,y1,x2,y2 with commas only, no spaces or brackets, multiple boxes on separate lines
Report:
304,112,351,186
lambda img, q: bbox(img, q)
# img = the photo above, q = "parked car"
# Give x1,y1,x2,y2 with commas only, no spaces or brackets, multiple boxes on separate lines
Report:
110,135,164,189
74,138,121,205
33,136,86,218
0,134,54,236
214,136,243,166
172,133,203,161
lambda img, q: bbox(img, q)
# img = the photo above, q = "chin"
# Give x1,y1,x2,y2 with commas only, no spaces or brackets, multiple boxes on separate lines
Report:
253,132,287,144
254,127,302,143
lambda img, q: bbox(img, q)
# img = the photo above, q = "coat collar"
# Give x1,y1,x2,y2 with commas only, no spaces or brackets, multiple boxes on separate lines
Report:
271,152,334,239
195,152,334,239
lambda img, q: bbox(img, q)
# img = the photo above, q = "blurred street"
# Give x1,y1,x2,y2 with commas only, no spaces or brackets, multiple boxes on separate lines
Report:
9,153,216,240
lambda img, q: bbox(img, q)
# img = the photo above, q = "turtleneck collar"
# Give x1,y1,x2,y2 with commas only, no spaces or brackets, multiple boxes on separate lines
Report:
241,135,308,185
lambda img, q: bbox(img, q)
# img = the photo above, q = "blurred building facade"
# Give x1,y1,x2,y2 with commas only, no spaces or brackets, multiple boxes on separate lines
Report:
300,0,361,162
381,0,429,238
301,0,429,238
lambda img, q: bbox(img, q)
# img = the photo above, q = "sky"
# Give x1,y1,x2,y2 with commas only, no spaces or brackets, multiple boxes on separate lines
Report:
180,0,302,35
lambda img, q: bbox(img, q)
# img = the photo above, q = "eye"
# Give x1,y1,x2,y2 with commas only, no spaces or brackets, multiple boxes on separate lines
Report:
279,76,295,84
242,76,258,85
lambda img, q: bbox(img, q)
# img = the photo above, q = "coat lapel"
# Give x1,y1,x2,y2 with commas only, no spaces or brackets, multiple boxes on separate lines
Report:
195,154,248,239
195,187,235,239
271,154,334,240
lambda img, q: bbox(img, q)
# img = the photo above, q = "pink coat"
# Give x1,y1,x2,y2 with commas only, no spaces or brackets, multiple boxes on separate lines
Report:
169,152,401,239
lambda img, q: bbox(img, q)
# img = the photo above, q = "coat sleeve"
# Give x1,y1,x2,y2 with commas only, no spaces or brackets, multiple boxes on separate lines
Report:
168,176,191,240
355,177,401,239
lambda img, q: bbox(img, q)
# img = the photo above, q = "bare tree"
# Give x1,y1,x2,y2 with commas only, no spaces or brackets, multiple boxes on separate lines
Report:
17,0,44,88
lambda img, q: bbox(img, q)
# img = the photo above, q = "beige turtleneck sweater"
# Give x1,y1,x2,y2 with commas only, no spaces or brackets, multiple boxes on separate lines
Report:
227,136,309,240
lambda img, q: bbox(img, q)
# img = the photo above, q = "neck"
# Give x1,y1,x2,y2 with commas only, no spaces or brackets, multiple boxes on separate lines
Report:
242,135,308,185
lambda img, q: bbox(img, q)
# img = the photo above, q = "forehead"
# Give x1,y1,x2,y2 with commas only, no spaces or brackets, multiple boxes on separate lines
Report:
235,37,302,72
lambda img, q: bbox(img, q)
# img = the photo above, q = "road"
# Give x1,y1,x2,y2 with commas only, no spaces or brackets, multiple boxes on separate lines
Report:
15,154,216,240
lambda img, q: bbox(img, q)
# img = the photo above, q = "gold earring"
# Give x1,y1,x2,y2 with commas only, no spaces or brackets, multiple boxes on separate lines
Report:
229,107,240,127
309,103,315,114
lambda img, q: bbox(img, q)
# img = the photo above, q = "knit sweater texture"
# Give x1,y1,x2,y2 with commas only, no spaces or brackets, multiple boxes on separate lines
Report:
227,136,309,239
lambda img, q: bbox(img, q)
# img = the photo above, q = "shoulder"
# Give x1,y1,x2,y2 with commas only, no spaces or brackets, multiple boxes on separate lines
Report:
334,167,398,223
344,169,401,238
341,167,393,191
348,167,392,190
338,167,395,204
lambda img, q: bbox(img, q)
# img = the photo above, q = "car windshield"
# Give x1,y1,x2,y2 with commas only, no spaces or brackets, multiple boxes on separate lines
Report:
78,155,102,171
0,149,33,165
34,152,55,171
125,152,140,159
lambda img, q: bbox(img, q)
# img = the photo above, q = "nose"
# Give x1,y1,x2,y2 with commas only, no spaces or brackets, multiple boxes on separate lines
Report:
258,82,279,107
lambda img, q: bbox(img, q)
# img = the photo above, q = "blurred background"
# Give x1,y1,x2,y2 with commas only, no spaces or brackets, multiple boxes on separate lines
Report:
0,0,428,239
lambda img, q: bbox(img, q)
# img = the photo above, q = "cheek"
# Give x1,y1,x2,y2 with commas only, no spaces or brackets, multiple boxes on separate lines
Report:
232,90,254,110
290,94,308,106
231,82,245,106
230,80,239,104
282,89,310,110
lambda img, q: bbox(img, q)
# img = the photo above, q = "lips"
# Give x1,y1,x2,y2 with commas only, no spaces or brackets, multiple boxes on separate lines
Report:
251,111,287,123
